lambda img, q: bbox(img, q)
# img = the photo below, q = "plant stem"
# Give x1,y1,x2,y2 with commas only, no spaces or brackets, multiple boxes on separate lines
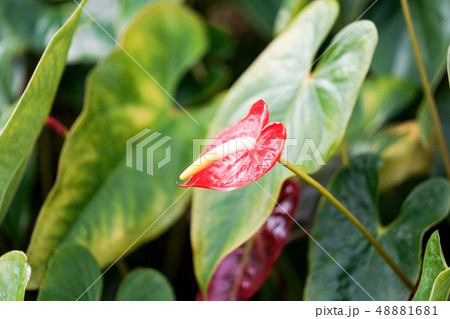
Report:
400,0,450,179
116,259,129,278
45,116,68,138
278,157,415,290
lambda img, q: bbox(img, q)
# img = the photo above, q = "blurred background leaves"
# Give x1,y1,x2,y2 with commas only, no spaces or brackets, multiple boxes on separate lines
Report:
26,2,209,288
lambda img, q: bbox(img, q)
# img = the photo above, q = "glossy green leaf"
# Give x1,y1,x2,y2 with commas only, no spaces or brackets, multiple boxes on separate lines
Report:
0,106,14,133
192,0,378,295
305,155,450,300
209,0,338,131
413,231,447,301
0,1,85,225
430,269,450,301
368,0,450,85
27,2,208,289
345,76,417,145
0,251,31,301
38,244,102,301
412,230,450,301
116,268,175,301
192,0,337,295
283,20,377,172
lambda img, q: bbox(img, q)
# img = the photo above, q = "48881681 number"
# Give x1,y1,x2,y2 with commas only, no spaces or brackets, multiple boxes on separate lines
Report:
375,306,438,316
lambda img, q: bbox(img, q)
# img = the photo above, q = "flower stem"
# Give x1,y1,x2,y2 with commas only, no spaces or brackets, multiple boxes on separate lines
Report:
278,157,415,290
45,116,67,138
400,0,450,179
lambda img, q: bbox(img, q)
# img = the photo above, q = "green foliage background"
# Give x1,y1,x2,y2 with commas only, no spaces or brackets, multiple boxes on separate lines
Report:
0,0,449,301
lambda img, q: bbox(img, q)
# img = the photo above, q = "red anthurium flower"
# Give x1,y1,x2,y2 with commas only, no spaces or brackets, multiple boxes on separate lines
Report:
178,99,286,191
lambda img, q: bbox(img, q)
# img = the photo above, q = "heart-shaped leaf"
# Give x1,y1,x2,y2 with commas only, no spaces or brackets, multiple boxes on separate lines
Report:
305,155,450,300
38,244,102,301
192,0,377,295
0,251,31,301
199,179,300,300
116,268,175,301
26,2,208,288
413,231,448,301
283,19,377,172
0,0,85,225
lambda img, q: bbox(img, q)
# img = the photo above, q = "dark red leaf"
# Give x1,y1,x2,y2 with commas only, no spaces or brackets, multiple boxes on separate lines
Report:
197,179,300,300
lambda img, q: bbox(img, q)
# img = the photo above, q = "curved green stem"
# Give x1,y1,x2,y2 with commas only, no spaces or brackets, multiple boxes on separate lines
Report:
400,0,450,180
278,157,414,291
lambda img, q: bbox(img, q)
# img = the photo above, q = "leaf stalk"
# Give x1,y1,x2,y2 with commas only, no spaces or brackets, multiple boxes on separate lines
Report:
278,157,415,290
400,0,450,179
